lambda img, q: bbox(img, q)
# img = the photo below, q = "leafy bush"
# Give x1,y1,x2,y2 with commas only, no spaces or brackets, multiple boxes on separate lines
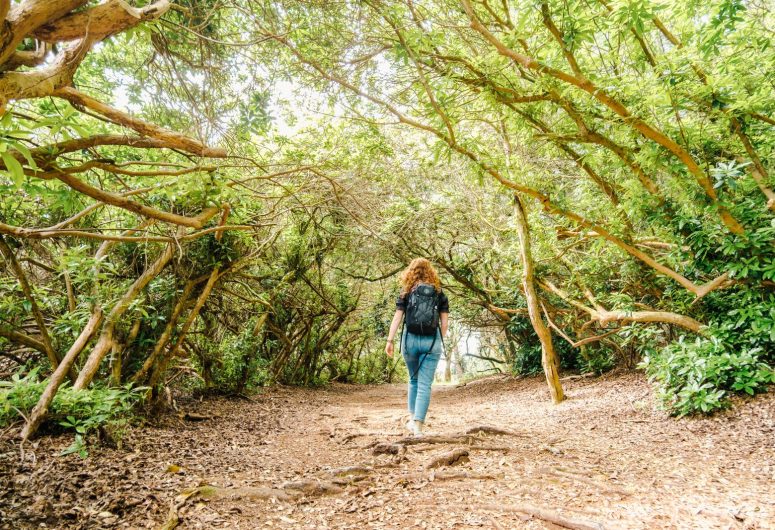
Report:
0,368,46,421
507,316,585,376
640,334,774,416
579,346,615,375
511,342,543,376
208,328,271,393
0,368,146,455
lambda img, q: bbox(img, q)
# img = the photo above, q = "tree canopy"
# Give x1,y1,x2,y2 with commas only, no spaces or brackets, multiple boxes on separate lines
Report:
0,0,773,438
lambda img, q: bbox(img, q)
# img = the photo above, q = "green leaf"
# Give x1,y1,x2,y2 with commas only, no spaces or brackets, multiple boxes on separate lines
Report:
10,142,37,170
1,152,25,188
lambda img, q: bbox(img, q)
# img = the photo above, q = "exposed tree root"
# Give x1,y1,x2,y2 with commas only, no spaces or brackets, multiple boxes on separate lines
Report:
280,479,343,496
372,442,407,456
371,442,408,464
560,373,597,382
424,448,470,469
464,425,522,436
412,443,511,453
157,479,342,529
180,412,212,422
544,468,632,497
318,465,375,485
396,470,503,484
387,434,490,447
395,435,477,446
369,425,519,457
479,503,606,530
157,485,296,530
201,485,299,502
321,465,373,478
340,431,398,443
329,475,373,486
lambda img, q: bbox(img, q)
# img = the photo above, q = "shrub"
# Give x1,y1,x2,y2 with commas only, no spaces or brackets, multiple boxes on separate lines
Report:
208,330,271,393
640,334,774,416
0,368,46,423
512,342,543,376
0,368,146,455
579,346,615,375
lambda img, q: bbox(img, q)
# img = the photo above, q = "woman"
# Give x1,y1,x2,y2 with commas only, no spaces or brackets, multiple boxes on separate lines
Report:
385,258,449,436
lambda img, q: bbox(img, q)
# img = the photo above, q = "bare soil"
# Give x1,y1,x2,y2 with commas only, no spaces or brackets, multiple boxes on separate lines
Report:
1,372,773,529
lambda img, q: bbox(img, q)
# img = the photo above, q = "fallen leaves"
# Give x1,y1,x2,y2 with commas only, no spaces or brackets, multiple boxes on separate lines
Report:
0,375,772,529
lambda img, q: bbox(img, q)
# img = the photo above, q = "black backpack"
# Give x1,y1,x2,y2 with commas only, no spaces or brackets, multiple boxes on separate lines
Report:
405,283,440,336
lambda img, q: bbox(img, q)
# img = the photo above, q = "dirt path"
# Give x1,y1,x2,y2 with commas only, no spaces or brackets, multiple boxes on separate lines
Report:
2,373,773,529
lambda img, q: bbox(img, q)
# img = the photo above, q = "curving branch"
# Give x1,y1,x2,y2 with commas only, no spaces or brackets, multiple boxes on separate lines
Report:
27,135,178,160
459,0,745,235
2,41,51,71
597,0,774,212
146,207,231,390
0,220,257,241
0,236,59,368
53,87,227,158
27,167,221,228
514,195,564,403
540,281,705,334
0,0,88,68
21,309,104,440
270,33,731,299
72,225,190,389
34,0,171,43
0,41,86,105
0,324,47,354
131,280,198,384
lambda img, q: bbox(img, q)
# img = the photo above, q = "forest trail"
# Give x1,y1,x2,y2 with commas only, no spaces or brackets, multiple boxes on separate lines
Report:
2,374,773,530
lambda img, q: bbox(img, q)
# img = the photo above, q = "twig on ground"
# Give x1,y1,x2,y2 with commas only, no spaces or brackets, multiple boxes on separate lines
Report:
321,465,373,477
280,479,343,496
560,373,596,382
479,503,606,530
544,468,632,496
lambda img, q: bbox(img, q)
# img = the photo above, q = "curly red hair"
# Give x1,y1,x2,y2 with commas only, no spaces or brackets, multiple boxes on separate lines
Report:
399,258,441,296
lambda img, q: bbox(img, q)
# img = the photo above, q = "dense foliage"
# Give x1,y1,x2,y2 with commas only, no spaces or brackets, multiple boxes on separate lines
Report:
0,0,772,436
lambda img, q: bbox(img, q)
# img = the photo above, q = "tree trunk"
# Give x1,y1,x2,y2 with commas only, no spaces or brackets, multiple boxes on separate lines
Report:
21,309,103,440
74,230,183,390
148,267,221,391
0,235,60,369
234,313,269,393
132,280,196,384
513,195,565,404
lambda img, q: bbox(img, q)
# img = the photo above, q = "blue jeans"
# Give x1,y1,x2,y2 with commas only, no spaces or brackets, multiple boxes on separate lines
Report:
401,328,443,422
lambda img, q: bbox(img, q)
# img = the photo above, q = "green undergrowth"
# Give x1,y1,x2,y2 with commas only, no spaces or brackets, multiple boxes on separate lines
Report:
640,334,774,416
0,368,146,456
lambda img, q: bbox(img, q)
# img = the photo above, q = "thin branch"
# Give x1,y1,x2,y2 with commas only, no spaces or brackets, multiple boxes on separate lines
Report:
53,87,227,158
0,236,59,368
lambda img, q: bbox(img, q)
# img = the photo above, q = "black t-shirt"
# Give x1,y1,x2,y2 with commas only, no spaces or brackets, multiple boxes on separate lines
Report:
396,288,449,313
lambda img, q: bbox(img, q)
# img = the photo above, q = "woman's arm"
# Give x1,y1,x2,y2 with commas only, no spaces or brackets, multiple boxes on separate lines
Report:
440,312,449,339
385,309,404,357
